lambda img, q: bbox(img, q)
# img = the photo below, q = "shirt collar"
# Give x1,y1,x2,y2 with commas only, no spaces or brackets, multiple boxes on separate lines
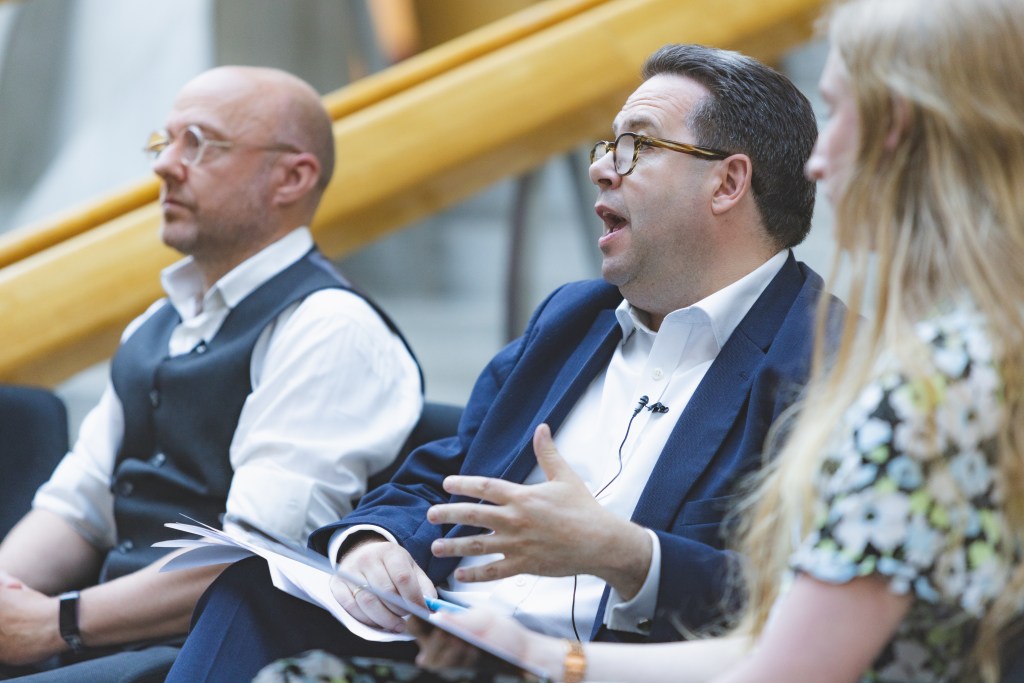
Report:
614,249,790,345
160,227,314,320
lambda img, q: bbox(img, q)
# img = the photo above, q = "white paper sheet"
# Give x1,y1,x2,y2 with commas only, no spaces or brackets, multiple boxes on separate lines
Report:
155,518,553,678
157,519,409,643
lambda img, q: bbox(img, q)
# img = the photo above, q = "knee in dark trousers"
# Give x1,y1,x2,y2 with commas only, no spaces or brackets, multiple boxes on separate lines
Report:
166,556,418,683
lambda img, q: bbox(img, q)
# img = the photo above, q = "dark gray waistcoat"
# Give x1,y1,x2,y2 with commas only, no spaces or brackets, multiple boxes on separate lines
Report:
101,248,412,582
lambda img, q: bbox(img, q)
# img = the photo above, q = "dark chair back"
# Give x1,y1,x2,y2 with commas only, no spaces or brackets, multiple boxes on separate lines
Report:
1001,623,1024,683
0,385,69,537
367,401,462,491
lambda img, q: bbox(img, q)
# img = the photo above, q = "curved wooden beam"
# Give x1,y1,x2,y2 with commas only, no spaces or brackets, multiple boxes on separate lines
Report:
0,0,824,385
0,0,608,270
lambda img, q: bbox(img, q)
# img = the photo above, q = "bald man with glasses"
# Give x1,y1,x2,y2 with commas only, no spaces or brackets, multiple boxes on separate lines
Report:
0,66,422,681
168,44,846,683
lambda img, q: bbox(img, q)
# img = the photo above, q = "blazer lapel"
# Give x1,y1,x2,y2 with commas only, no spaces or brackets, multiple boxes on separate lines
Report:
499,310,622,484
630,254,805,529
444,311,622,550
629,335,763,529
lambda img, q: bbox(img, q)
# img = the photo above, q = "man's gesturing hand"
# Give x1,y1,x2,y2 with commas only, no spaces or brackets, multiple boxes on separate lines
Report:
426,424,652,598
330,536,436,633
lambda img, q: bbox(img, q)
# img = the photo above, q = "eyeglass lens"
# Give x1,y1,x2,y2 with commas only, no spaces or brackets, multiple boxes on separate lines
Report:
591,134,637,175
612,134,636,175
178,128,205,165
144,127,208,166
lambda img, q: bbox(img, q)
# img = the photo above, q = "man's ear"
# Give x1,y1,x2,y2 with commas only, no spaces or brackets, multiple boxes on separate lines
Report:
271,152,321,207
710,154,753,215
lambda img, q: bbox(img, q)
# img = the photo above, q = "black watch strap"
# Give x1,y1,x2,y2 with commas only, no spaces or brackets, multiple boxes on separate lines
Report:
58,590,85,653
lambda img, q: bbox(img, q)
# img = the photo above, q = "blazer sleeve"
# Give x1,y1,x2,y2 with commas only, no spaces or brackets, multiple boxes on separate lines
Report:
307,284,569,568
652,533,741,637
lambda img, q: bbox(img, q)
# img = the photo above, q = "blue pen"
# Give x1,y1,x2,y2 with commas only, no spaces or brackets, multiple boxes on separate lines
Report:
424,595,468,613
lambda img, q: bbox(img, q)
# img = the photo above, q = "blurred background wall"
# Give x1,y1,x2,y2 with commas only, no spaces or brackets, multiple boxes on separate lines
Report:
0,0,833,437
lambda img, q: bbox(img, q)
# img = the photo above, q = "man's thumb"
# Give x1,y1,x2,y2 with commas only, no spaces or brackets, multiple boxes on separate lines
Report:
533,423,570,480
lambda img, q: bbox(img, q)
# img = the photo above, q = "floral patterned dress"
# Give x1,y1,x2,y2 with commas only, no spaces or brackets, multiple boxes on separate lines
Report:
253,651,535,683
790,304,1014,682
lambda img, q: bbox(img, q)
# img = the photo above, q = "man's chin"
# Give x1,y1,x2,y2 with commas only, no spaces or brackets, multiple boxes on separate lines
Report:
600,255,632,287
160,223,198,254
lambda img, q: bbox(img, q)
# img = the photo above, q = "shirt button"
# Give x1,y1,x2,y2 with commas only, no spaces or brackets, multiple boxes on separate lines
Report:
194,342,208,354
515,576,527,587
149,453,167,467
652,368,664,380
118,539,134,553
637,618,652,633
119,481,134,497
149,389,160,408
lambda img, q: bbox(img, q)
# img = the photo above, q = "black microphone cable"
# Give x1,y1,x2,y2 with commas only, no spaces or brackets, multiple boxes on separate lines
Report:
571,393,668,639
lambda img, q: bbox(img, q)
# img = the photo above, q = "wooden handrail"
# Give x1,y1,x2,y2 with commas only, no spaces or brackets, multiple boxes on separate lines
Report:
0,179,160,269
0,0,609,271
0,0,824,386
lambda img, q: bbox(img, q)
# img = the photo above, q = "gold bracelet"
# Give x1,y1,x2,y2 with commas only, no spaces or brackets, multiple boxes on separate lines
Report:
563,639,586,683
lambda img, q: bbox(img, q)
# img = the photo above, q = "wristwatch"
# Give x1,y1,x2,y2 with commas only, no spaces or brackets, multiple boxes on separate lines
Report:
563,639,586,683
58,590,85,654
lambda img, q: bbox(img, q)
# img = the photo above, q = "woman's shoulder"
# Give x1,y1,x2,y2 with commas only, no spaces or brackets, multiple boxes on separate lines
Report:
911,302,998,378
844,302,1003,466
797,300,1010,601
866,302,1001,428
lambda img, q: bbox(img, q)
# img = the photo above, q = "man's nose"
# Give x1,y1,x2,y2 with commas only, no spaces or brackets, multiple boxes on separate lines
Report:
152,143,186,182
589,149,620,188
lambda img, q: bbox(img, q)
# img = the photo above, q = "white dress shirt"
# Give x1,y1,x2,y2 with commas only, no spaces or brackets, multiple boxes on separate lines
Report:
335,250,789,640
34,227,423,550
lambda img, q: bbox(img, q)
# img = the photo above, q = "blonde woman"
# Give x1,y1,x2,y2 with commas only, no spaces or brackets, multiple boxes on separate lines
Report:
411,0,1024,680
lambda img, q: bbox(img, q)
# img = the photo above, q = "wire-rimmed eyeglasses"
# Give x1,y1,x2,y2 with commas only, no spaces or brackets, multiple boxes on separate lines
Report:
590,132,729,176
143,125,300,167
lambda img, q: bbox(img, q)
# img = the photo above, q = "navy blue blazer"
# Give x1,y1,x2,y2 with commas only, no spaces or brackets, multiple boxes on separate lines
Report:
311,252,842,643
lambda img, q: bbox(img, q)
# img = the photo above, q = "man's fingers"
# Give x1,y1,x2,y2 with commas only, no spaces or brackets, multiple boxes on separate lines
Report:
329,573,406,632
441,475,517,504
358,544,437,623
418,571,438,603
426,501,510,530
430,532,498,559
356,565,413,616
532,423,574,481
451,557,519,584
328,574,378,627
355,592,410,633
388,561,434,612
334,542,430,631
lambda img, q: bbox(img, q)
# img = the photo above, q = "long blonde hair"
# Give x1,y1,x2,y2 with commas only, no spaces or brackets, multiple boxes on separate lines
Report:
733,0,1024,679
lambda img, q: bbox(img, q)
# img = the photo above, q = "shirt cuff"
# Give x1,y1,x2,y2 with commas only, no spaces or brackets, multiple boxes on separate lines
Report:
602,528,660,634
327,524,398,565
